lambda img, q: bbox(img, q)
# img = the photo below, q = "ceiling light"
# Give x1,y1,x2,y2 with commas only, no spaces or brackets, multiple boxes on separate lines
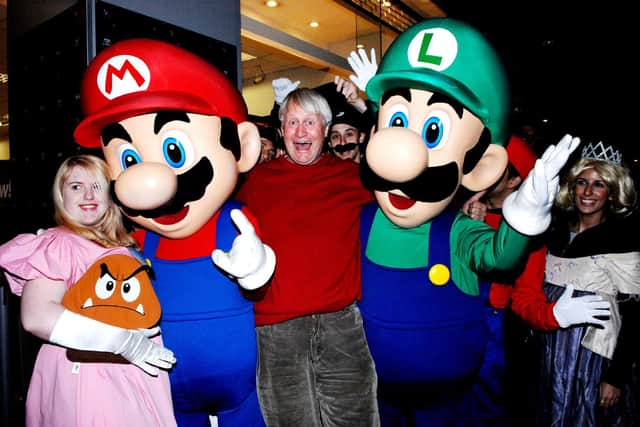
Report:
381,0,392,7
309,21,319,28
265,0,278,7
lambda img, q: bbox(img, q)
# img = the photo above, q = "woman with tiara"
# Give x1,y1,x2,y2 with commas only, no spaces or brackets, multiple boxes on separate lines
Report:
537,140,640,426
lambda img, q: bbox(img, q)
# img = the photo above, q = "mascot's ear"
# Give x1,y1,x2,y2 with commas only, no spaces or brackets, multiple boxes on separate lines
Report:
236,121,262,173
461,144,508,192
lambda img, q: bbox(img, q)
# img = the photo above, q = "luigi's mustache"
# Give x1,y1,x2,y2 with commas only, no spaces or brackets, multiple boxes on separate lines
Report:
359,156,459,203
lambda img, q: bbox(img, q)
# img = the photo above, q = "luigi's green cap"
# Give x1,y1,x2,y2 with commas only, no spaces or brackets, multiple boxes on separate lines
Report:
367,18,510,146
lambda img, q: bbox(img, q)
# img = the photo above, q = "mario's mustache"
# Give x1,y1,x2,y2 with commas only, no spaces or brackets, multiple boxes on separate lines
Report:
359,156,459,203
333,143,358,154
112,157,213,218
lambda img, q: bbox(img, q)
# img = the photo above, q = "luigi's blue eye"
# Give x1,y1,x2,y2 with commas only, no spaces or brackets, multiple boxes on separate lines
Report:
161,130,195,170
384,104,410,129
388,111,408,128
119,145,142,170
421,110,450,150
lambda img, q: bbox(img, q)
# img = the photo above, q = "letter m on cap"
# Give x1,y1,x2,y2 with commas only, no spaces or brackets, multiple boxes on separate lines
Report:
97,55,151,100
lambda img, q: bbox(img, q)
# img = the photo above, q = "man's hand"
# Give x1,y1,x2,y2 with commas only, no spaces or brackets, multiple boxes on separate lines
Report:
347,48,377,92
212,209,276,290
503,134,580,235
461,190,488,221
552,285,610,328
272,78,301,105
334,76,367,113
599,382,621,408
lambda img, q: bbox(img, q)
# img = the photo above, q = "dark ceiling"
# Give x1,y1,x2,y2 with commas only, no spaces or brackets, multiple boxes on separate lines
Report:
432,0,635,159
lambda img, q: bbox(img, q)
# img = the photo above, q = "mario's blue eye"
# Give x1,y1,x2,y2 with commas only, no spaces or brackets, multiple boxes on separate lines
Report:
118,145,142,170
383,104,410,129
163,137,186,168
421,110,450,150
161,130,195,170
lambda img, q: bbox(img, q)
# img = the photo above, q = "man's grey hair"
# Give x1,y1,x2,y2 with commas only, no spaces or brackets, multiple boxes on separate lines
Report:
279,88,332,127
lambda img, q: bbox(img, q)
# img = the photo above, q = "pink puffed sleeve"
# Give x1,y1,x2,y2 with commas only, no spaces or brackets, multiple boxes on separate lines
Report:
0,227,128,295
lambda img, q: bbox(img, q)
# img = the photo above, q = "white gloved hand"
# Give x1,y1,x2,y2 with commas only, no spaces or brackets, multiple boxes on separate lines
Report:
502,134,580,235
49,309,176,376
347,48,378,92
272,78,301,105
212,209,276,290
552,285,611,328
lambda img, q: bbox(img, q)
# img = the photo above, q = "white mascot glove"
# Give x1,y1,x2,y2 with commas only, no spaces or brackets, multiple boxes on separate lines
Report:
49,309,176,376
272,78,301,105
552,285,611,328
212,209,276,290
502,134,580,235
347,48,378,92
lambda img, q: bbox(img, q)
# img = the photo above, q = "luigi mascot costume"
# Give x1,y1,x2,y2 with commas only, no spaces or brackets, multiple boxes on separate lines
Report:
347,18,580,426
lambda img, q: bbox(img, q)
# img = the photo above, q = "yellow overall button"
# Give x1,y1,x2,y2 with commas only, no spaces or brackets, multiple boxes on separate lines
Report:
428,263,450,286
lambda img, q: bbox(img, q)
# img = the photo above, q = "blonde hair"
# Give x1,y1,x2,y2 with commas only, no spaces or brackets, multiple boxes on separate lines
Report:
279,88,333,128
555,158,637,216
52,154,139,249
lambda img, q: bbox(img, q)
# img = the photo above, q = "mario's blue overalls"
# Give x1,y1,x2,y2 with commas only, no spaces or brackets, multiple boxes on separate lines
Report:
359,204,488,427
143,201,264,427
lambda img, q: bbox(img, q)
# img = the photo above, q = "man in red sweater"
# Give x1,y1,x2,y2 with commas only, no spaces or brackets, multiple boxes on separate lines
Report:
235,87,378,426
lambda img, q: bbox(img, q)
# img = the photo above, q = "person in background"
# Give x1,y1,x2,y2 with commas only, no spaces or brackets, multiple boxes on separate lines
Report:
0,154,176,427
462,135,611,426
235,87,379,426
537,140,639,426
257,124,279,163
327,101,368,163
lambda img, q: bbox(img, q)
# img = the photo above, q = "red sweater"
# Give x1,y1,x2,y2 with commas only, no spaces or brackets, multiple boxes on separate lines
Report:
485,211,558,330
236,155,373,326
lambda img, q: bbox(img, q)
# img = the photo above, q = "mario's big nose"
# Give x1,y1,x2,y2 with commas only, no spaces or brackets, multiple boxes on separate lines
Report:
113,162,178,210
366,127,429,182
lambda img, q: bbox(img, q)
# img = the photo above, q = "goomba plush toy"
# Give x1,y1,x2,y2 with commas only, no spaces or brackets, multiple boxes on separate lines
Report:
62,254,161,329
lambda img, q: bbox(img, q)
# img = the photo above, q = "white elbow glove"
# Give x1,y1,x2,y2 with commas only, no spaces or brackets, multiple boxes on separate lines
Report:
552,285,611,328
272,78,301,105
503,134,580,235
347,48,378,92
211,209,276,290
49,309,176,376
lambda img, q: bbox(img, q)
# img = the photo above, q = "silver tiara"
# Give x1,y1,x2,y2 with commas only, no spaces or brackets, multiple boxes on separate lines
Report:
581,141,622,166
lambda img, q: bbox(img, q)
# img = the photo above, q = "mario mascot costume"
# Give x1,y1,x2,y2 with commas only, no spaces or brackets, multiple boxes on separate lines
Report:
74,39,275,426
348,18,580,426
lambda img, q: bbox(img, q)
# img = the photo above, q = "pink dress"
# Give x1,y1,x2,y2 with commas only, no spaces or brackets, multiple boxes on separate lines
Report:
0,227,177,427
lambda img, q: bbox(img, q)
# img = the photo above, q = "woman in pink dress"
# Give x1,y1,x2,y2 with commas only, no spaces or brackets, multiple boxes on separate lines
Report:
0,155,177,426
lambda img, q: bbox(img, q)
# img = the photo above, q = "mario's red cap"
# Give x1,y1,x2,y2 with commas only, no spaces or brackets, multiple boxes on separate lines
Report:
74,38,247,148
506,135,537,178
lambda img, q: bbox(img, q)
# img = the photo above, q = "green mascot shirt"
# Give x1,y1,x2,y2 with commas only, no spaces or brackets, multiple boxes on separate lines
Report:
365,208,530,295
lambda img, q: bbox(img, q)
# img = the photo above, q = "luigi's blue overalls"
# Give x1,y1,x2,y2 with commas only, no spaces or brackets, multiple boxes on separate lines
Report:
143,201,264,427
359,203,526,427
